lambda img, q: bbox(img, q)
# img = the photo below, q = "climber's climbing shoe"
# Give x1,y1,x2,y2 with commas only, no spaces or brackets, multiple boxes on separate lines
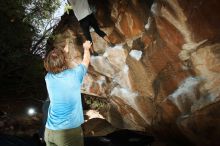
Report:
91,51,99,56
108,42,115,47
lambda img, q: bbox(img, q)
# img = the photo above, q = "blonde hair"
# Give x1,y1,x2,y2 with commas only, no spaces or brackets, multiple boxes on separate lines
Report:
44,49,69,74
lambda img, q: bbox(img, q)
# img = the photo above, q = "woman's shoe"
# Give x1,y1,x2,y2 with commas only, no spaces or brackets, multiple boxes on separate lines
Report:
108,42,115,47
91,51,99,56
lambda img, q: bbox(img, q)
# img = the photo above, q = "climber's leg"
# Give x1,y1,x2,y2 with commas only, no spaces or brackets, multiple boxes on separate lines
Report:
89,14,106,38
79,16,98,55
79,16,93,42
89,14,114,47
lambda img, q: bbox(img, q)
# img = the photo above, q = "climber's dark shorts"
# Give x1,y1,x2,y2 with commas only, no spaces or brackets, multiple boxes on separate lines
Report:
79,13,106,42
44,126,83,146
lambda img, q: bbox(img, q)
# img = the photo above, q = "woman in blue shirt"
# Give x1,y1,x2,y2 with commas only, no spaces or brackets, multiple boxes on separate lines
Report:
43,40,92,146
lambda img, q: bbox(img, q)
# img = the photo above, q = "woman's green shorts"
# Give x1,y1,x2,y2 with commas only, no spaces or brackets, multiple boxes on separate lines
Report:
44,126,84,146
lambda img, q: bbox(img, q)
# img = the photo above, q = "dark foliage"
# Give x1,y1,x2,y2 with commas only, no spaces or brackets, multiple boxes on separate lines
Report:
0,0,59,100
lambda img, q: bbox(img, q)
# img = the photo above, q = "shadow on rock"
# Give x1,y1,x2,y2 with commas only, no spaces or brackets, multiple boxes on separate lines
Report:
84,129,154,146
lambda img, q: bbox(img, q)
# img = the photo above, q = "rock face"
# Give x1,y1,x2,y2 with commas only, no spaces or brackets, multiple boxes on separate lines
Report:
49,0,220,145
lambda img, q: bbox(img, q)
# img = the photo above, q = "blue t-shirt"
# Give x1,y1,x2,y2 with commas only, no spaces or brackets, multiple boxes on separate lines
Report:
45,64,87,130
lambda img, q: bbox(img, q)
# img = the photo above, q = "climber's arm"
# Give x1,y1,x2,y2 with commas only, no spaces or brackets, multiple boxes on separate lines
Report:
81,41,92,68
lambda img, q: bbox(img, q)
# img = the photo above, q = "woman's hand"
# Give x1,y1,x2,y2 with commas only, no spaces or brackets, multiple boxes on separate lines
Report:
82,41,92,68
83,40,92,51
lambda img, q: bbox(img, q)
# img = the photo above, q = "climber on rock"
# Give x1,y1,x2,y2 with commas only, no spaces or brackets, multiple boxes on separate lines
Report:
68,0,114,56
